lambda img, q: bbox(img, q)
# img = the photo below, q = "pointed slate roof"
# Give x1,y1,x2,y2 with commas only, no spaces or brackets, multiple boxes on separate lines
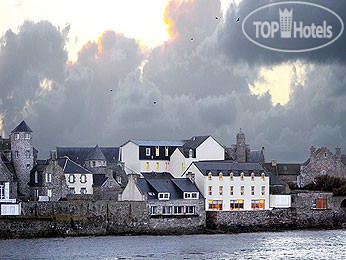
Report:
63,158,91,174
86,145,106,161
11,120,33,133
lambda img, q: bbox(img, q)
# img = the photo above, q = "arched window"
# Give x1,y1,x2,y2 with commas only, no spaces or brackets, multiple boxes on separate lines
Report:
219,172,223,181
240,172,244,180
80,174,87,183
261,173,265,180
230,172,233,180
251,172,254,180
208,172,212,180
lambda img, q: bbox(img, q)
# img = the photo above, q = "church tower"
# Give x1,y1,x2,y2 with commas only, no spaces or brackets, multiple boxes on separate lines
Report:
236,129,246,163
10,121,33,196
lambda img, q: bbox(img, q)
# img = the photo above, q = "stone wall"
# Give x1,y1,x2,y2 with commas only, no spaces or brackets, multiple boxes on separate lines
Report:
0,200,206,239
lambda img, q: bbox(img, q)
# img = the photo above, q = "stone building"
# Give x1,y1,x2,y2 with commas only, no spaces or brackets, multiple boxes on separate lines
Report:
298,146,346,187
263,160,301,185
225,130,265,163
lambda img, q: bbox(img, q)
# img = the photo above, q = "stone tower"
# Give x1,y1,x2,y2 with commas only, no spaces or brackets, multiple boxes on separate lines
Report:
10,121,33,196
236,129,246,162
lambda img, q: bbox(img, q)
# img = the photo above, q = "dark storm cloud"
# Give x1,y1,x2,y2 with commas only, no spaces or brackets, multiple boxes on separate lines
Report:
204,0,346,65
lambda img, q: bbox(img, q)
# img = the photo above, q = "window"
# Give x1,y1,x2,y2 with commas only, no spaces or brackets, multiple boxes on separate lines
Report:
324,152,327,158
321,170,327,175
35,189,39,198
208,172,212,180
146,148,150,156
47,189,52,197
208,200,223,210
15,151,19,158
261,173,265,180
240,172,244,180
80,188,87,194
162,206,172,215
315,199,327,209
185,206,195,214
165,162,168,170
92,161,96,167
0,184,4,199
219,186,223,195
35,172,39,183
219,172,223,181
230,172,233,180
146,162,149,170
184,193,191,199
261,186,265,196
184,192,198,199
149,206,157,215
46,173,52,183
208,186,212,195
26,164,31,169
69,188,75,194
240,186,244,195
251,199,265,210
230,186,234,195
251,172,254,180
25,150,31,159
24,133,30,140
251,186,255,196
158,193,170,200
156,162,159,170
68,175,75,183
80,174,87,183
14,133,19,140
182,162,185,171
191,192,198,199
230,200,244,210
174,206,184,214
155,147,159,156
165,147,169,156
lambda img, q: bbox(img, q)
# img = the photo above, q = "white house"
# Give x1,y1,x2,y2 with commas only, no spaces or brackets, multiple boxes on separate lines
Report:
184,161,270,211
120,136,225,178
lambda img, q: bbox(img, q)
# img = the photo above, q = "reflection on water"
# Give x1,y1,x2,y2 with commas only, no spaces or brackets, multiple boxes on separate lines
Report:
0,230,345,260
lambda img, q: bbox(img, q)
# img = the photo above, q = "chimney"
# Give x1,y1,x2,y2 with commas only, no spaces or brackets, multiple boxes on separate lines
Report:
310,146,316,157
189,149,193,158
50,150,57,160
271,159,277,167
335,146,341,161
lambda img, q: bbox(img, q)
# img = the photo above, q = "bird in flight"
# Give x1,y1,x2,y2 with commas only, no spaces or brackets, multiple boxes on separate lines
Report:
190,38,194,41
110,89,113,92
215,16,219,20
236,17,240,22
153,101,157,105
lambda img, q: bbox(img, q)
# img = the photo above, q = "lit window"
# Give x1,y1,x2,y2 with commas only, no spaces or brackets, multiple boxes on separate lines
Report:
155,147,159,156
47,189,52,197
219,172,223,181
315,198,327,209
251,186,255,196
165,147,169,156
14,133,19,140
208,172,212,180
146,162,149,170
261,186,265,195
46,173,52,183
35,172,39,183
251,172,254,180
182,162,185,170
146,148,150,156
219,186,223,195
165,162,168,170
174,206,184,214
80,175,87,183
24,133,30,140
80,188,87,194
251,199,265,210
230,172,233,180
208,200,223,210
240,186,244,195
25,150,31,159
230,200,244,210
208,186,212,195
162,206,172,215
156,162,159,170
240,172,244,180
68,175,75,183
261,173,265,180
69,188,75,194
230,186,234,195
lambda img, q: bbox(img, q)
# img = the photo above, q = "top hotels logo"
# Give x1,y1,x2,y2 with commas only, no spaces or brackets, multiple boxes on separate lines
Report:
242,1,344,52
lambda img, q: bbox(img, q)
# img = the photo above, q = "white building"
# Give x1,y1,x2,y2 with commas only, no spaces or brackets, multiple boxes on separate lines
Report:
120,136,225,177
184,161,270,211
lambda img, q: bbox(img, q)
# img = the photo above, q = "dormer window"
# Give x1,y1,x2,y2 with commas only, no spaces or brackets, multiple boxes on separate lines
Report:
24,133,30,140
155,147,159,156
158,193,170,200
14,133,19,140
146,148,150,156
165,147,169,156
251,172,254,180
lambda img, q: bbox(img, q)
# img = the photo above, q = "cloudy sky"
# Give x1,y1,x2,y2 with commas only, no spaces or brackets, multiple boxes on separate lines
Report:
0,0,345,162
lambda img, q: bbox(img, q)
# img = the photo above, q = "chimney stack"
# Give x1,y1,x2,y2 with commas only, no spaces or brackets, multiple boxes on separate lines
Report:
310,146,316,157
335,146,341,161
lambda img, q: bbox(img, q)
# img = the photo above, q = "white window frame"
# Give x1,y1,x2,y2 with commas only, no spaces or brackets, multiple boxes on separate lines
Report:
25,150,31,159
80,174,87,183
47,189,52,197
15,151,19,159
162,206,172,215
0,184,4,199
185,206,195,214
173,206,184,215
146,148,150,156
158,192,170,200
149,205,157,215
24,133,30,140
80,188,87,194
68,175,75,183
69,188,75,194
14,133,19,140
35,172,39,183
46,173,52,183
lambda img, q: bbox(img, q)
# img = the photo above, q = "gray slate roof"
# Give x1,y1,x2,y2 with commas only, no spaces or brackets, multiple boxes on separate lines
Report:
11,120,33,133
183,136,209,150
63,158,91,174
263,163,301,176
128,140,185,147
93,174,108,187
141,172,173,179
86,145,106,161
250,150,263,163
171,179,199,192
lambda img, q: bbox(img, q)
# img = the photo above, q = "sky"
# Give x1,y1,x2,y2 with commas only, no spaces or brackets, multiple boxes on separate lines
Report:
0,0,345,162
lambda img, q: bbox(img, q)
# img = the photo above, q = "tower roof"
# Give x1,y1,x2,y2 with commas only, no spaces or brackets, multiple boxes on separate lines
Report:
11,120,33,133
86,145,106,161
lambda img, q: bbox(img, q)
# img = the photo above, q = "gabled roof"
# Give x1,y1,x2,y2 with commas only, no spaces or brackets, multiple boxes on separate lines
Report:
191,160,268,176
86,145,106,161
63,158,91,174
145,178,182,199
57,146,119,164
171,179,199,192
11,120,33,133
263,163,301,176
183,136,210,150
127,140,185,147
93,174,108,187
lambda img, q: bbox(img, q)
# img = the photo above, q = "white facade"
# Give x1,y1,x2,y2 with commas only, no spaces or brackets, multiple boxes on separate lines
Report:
65,173,93,195
186,163,270,211
269,195,291,208
1,203,21,215
120,174,145,201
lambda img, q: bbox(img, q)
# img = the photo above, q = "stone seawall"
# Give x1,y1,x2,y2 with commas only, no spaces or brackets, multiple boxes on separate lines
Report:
0,200,206,239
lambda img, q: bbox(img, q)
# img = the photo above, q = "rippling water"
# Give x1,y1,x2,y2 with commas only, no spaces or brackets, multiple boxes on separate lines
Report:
0,230,345,260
